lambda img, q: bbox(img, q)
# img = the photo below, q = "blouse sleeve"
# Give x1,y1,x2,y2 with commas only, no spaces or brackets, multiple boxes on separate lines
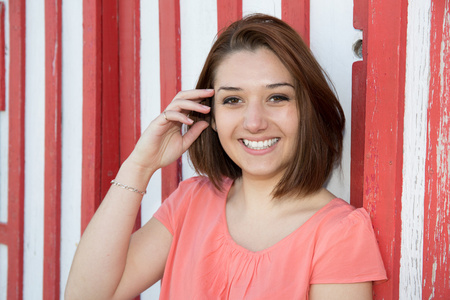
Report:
310,208,387,284
153,177,200,236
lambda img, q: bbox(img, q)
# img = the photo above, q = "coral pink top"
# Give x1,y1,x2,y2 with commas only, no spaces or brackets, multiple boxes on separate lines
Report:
154,177,386,299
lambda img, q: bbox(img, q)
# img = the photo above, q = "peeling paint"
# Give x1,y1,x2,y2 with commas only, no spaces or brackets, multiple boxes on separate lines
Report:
422,0,450,298
399,1,430,298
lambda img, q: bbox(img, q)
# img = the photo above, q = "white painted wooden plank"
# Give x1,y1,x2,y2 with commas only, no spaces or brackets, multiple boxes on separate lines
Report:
243,0,281,18
140,0,162,297
0,0,10,224
24,0,45,298
399,1,431,299
310,0,356,201
180,0,218,180
59,0,83,298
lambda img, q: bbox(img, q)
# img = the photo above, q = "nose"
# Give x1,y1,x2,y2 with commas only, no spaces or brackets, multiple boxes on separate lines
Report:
243,101,268,133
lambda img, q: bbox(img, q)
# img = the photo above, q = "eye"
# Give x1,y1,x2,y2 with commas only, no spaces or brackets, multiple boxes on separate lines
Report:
222,97,242,105
269,95,290,103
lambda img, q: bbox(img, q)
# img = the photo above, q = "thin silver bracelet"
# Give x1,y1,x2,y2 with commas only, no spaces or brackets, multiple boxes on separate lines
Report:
110,179,146,195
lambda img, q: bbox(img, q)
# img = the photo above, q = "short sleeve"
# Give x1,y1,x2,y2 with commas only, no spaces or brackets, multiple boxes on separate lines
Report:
153,177,201,236
310,208,387,284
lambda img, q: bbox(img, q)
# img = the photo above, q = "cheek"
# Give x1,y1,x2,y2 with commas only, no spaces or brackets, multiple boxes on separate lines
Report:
213,109,236,132
275,108,300,132
214,113,239,150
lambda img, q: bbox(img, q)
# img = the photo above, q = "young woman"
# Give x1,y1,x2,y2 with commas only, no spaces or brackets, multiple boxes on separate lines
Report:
66,14,386,299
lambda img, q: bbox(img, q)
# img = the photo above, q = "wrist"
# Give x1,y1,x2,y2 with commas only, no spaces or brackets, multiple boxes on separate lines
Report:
123,153,159,177
114,158,156,193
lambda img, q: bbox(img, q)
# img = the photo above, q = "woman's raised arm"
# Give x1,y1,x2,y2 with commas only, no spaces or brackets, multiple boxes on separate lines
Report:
65,89,213,300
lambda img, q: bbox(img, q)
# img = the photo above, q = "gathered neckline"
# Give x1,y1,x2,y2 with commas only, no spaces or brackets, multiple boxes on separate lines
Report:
219,178,340,256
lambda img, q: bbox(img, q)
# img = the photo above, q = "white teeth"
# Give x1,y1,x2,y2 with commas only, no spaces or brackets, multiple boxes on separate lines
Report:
242,138,279,150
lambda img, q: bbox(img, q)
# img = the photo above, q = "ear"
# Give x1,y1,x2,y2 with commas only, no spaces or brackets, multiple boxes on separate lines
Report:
211,118,217,132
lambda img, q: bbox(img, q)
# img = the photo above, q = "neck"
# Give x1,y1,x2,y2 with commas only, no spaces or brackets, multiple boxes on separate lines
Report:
229,174,284,211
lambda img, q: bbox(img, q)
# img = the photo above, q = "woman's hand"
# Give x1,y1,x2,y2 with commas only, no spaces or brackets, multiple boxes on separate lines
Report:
127,89,213,174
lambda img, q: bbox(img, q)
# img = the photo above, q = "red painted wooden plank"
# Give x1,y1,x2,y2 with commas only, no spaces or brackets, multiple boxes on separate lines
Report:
7,0,26,298
118,0,141,232
100,0,120,200
350,0,368,209
423,0,450,297
159,0,182,201
282,0,310,46
0,223,6,244
119,0,141,164
217,0,242,33
350,61,366,209
81,0,103,234
364,0,408,299
43,0,62,298
0,3,5,111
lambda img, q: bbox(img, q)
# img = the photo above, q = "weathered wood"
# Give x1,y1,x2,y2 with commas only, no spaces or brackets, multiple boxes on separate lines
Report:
7,0,26,298
282,0,310,45
0,3,5,112
159,0,182,201
43,0,62,298
100,0,120,202
217,0,242,33
119,0,142,233
81,0,102,234
364,0,409,298
351,0,368,209
399,1,430,298
423,0,450,297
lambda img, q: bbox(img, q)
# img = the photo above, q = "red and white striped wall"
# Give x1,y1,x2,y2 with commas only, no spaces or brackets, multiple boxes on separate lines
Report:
0,0,448,299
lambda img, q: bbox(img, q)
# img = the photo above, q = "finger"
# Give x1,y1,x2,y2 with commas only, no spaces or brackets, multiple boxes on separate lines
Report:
181,121,210,151
166,99,211,114
161,110,194,125
173,89,214,101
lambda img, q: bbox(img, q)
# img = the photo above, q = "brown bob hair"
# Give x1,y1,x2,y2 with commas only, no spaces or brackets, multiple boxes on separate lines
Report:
188,14,345,198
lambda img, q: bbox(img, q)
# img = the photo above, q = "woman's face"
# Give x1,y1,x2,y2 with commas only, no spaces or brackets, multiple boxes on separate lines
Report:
213,48,299,182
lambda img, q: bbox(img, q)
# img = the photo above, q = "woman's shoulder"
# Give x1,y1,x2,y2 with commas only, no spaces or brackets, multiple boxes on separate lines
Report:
177,175,231,195
154,176,230,235
309,199,387,283
313,198,374,235
162,176,232,209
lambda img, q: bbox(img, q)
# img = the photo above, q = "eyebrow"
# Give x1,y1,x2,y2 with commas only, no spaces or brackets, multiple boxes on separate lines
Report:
266,82,294,89
217,86,243,92
217,82,294,92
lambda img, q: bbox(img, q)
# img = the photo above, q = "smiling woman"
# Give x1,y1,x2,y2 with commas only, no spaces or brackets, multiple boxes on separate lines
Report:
189,15,345,198
65,14,386,300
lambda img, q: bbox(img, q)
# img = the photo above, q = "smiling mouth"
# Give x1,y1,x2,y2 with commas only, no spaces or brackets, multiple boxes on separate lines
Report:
242,138,280,150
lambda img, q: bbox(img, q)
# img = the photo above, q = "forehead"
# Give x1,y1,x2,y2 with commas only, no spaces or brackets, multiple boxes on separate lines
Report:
213,48,294,87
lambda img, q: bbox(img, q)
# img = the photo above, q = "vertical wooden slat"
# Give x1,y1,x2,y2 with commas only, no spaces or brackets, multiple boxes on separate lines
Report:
364,0,408,299
7,0,26,298
0,223,6,244
0,3,5,111
350,0,368,209
118,0,141,232
281,0,310,46
118,0,141,164
423,0,450,297
100,0,120,199
43,0,62,298
81,0,102,234
159,0,182,201
217,0,242,33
